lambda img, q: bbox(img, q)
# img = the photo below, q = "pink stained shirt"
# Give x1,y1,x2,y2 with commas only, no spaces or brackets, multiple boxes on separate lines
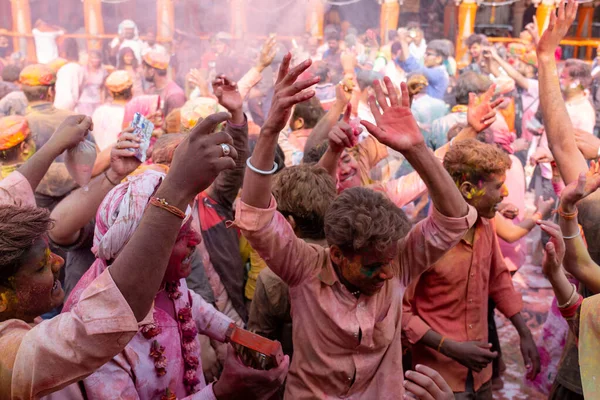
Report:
65,278,232,400
0,269,149,400
234,196,478,399
0,171,36,207
498,154,527,272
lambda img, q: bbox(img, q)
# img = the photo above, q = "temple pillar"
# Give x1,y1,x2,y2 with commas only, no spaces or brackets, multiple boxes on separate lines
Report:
535,0,556,37
380,0,400,45
83,0,104,52
306,0,325,38
157,0,174,47
455,0,477,65
9,0,35,60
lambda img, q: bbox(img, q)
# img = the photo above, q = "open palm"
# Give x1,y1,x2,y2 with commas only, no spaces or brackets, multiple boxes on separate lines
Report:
537,0,577,56
561,160,600,207
212,75,242,112
360,77,423,152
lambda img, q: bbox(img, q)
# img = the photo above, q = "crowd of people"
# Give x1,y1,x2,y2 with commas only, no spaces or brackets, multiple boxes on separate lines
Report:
1,0,600,399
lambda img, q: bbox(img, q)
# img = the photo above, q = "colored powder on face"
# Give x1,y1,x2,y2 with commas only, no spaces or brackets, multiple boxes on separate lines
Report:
360,267,377,278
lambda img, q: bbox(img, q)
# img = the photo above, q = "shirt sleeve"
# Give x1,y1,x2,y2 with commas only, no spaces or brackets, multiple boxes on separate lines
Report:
189,290,233,343
381,142,448,208
488,224,523,318
0,171,35,207
399,205,478,286
237,67,262,100
402,281,432,344
233,196,327,287
10,268,144,399
398,55,423,74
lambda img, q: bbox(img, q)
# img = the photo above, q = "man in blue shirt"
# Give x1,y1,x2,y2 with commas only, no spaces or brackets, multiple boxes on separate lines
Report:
396,31,449,100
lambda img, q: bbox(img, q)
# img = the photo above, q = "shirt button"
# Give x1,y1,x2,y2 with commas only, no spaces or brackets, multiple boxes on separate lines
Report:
469,324,473,329
469,299,473,303
470,273,475,277
348,376,352,381
354,332,359,338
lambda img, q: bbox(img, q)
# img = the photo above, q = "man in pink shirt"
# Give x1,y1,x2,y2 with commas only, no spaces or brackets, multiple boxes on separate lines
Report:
235,54,475,399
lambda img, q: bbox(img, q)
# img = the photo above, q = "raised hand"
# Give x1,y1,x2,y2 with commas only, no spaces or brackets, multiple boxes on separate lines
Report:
328,104,360,153
360,77,423,153
467,83,503,133
537,0,577,57
560,161,600,208
257,35,277,72
539,220,566,279
535,196,555,220
497,202,519,220
110,129,142,178
213,75,243,114
403,365,453,400
261,54,320,135
164,112,238,202
524,16,540,46
48,114,93,152
188,68,210,95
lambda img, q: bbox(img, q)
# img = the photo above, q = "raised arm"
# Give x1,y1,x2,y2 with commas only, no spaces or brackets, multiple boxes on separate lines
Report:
317,105,358,178
536,0,588,184
17,115,91,193
554,165,600,293
241,54,319,209
304,84,351,154
49,130,142,246
111,112,238,321
361,77,469,218
485,46,531,90
206,76,249,208
494,196,554,243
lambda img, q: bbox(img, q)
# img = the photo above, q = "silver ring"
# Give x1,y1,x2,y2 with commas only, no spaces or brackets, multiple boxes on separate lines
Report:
221,143,231,157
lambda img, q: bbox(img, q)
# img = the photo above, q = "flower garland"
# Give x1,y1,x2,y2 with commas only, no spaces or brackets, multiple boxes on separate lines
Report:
143,281,201,398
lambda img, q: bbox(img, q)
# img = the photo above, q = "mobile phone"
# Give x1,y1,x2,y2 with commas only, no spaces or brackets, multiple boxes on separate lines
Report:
129,112,154,163
226,323,284,370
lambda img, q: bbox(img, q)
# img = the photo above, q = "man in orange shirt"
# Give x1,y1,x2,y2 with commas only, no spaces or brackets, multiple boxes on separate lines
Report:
402,139,540,398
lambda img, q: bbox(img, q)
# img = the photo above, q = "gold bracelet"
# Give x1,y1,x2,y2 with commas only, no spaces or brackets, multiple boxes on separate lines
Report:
437,336,446,353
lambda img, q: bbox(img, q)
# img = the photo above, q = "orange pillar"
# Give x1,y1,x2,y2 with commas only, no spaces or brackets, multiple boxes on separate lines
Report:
380,0,400,45
455,0,477,66
10,0,35,60
306,0,325,38
230,0,246,39
536,0,556,37
576,4,594,59
83,0,104,52
157,0,174,47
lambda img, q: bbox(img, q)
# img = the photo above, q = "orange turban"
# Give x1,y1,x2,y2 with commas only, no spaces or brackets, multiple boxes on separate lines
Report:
105,70,133,92
143,50,170,70
0,115,30,151
47,58,68,74
19,64,56,86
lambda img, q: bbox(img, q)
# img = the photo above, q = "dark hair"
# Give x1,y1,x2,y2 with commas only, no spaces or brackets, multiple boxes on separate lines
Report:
443,139,512,186
564,58,592,89
427,40,450,59
391,42,403,56
272,165,336,240
0,205,53,287
326,31,339,42
62,38,79,62
455,71,491,105
324,187,411,258
22,84,53,103
465,34,487,49
292,98,325,129
112,86,133,101
117,47,139,70
1,65,22,83
303,141,329,164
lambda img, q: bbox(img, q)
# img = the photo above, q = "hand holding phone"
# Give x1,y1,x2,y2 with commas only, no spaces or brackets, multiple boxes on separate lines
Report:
129,112,154,162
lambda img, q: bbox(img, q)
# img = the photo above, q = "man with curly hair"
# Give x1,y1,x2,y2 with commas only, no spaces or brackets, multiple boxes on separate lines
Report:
402,139,540,398
235,54,475,398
